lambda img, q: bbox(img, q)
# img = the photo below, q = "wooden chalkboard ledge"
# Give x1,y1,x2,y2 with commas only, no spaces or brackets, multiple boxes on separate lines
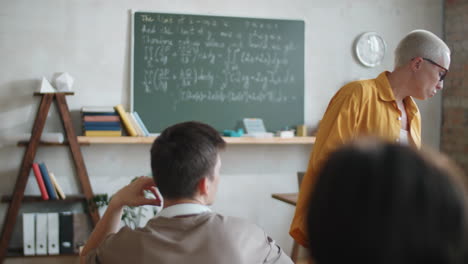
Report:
77,136,315,145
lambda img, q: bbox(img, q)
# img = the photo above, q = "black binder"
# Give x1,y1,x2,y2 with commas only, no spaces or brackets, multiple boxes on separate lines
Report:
59,212,74,254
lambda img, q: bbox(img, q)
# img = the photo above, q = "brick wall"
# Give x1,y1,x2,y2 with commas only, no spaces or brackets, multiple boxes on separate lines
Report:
442,0,468,174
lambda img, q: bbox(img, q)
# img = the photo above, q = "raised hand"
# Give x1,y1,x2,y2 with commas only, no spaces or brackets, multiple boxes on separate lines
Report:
110,176,162,208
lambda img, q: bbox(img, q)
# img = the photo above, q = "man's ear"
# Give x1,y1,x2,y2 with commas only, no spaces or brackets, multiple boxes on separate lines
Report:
411,57,423,71
197,177,209,196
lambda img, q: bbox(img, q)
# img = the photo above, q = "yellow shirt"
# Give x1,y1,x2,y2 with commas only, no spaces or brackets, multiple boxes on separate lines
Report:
290,72,421,247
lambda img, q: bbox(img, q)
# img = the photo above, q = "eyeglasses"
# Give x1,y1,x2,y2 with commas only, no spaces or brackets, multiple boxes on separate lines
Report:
423,58,448,82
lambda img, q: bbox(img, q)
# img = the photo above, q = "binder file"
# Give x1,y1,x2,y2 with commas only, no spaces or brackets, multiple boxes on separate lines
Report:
47,213,59,255
59,212,74,254
22,213,35,256
35,213,47,255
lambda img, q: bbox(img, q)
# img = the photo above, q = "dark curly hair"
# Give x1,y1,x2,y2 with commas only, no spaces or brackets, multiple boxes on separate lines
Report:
307,139,468,264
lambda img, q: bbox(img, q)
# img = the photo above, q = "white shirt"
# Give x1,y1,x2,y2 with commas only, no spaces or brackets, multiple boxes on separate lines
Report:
399,128,410,145
157,203,212,218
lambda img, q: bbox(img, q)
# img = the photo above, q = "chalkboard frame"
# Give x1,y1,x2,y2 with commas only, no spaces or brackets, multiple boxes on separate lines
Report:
131,11,305,133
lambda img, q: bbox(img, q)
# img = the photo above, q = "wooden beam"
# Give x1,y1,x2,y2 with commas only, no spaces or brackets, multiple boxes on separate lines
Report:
55,94,100,225
0,94,54,261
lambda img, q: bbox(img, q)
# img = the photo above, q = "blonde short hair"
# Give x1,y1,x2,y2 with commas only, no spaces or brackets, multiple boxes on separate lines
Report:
394,29,450,68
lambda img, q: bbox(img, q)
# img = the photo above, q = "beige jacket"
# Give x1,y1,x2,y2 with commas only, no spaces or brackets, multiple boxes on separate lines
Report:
85,212,293,264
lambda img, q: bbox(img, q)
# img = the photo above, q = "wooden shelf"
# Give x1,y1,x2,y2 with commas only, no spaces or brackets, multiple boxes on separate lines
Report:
271,193,298,206
18,136,315,145
223,136,315,144
17,141,69,147
33,92,74,96
6,254,78,258
76,136,316,145
0,93,100,262
6,249,78,258
1,195,86,203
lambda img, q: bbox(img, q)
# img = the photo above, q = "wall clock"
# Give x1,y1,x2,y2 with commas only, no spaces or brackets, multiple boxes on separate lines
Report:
355,32,387,67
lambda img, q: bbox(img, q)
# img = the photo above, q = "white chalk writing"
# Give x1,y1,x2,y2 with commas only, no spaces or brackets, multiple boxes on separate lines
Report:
136,14,302,105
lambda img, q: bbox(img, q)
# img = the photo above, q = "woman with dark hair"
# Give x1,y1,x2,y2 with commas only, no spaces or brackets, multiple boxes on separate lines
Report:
307,139,468,264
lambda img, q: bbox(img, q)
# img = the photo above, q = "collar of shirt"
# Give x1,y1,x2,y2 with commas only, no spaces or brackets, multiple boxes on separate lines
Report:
157,203,212,218
376,71,419,116
375,71,395,102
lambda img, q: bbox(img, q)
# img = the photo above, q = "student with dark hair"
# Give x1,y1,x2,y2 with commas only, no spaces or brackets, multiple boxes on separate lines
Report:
80,121,292,264
306,139,468,264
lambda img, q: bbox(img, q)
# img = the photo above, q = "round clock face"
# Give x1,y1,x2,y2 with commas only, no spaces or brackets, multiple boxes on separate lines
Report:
355,32,387,67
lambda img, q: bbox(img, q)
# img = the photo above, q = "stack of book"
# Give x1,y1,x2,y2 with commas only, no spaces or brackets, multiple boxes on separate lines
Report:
81,106,122,137
32,162,66,200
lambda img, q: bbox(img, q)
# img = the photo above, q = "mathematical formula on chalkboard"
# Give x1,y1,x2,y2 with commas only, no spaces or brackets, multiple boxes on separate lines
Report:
132,12,304,133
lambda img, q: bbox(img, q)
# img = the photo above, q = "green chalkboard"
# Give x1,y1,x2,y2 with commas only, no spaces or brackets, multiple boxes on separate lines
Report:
132,11,304,133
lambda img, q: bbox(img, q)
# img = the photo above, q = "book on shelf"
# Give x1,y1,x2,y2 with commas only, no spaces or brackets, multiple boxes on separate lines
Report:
48,172,66,200
83,120,122,132
31,163,49,200
81,106,116,113
126,112,144,136
83,115,120,122
38,163,58,200
114,104,137,136
83,121,121,127
83,126,122,131
84,130,122,137
132,111,150,136
82,112,118,116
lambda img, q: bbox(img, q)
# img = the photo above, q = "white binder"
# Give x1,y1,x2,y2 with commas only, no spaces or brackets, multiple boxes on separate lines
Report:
47,213,59,255
35,213,48,255
22,213,35,256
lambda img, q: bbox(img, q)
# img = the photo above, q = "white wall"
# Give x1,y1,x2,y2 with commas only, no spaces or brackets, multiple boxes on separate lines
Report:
0,0,443,262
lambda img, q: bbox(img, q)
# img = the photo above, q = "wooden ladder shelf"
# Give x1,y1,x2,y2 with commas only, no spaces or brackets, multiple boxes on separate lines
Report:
0,92,100,262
